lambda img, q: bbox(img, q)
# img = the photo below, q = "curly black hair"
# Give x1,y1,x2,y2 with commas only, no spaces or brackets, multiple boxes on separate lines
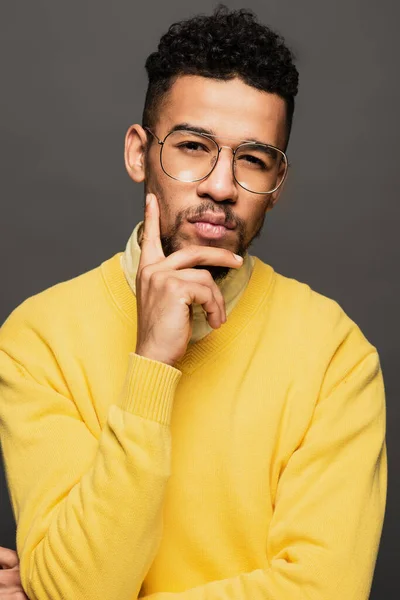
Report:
142,4,299,152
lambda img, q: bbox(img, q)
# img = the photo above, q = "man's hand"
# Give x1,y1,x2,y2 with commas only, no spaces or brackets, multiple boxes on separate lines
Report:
135,193,243,367
0,545,28,599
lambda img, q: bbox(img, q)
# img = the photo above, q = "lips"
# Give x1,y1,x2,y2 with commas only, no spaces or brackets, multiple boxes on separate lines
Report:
188,213,235,229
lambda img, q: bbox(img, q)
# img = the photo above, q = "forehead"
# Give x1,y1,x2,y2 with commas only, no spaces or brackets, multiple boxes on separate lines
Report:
159,75,287,148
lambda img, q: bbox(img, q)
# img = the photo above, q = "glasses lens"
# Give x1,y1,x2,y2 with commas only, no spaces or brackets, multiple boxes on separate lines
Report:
162,130,218,182
234,143,287,193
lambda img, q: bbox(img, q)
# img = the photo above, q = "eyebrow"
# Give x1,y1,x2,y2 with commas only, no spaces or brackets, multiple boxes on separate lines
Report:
169,122,270,147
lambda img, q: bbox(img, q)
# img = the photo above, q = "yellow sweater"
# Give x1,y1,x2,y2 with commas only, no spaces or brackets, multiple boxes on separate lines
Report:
0,249,387,600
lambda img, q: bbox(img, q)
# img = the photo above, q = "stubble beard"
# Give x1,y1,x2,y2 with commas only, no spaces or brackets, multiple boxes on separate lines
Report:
138,217,265,285
138,186,267,284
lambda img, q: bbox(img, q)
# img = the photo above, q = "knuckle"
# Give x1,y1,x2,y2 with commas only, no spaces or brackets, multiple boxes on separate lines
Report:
205,287,213,302
200,271,214,287
207,278,220,298
139,264,153,283
148,269,163,286
165,276,181,293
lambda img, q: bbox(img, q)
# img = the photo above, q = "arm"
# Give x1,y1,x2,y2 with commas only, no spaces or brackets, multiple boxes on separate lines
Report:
0,318,182,600
140,350,387,600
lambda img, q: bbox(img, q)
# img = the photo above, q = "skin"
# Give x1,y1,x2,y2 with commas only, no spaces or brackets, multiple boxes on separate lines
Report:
0,546,28,599
125,75,288,283
0,74,289,596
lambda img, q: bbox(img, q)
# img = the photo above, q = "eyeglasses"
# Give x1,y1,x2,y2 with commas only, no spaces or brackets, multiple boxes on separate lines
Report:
145,127,289,195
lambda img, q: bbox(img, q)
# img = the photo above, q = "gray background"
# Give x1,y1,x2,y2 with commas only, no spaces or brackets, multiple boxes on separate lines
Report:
0,1,398,597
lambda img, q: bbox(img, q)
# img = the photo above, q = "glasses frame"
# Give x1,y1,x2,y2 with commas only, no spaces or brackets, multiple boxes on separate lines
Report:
144,127,289,195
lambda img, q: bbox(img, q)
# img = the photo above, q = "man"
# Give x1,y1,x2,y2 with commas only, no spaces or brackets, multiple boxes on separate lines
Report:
0,5,387,600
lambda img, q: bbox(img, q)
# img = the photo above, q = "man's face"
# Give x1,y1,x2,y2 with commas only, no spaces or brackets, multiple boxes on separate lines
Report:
125,75,288,282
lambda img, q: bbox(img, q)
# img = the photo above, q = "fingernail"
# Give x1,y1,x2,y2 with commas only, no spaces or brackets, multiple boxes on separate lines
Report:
146,194,152,206
234,254,243,262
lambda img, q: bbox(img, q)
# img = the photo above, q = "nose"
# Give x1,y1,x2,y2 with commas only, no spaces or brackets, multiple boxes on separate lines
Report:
196,146,239,202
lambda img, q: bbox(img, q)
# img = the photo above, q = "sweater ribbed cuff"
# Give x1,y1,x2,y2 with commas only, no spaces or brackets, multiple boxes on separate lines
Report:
118,352,182,425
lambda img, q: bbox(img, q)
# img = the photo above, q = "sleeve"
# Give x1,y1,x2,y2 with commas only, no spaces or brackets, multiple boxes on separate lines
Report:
139,350,387,600
0,345,182,600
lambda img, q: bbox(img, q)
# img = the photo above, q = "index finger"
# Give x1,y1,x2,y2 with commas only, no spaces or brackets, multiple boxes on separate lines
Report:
139,193,165,268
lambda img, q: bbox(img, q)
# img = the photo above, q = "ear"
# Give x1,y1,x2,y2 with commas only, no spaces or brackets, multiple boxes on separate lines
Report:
124,124,148,183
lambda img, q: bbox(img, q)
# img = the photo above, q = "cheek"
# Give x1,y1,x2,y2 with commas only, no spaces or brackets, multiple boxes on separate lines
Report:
158,177,198,216
244,202,269,236
241,195,267,222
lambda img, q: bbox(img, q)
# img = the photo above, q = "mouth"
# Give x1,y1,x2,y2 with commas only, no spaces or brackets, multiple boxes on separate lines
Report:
190,221,232,240
187,214,236,230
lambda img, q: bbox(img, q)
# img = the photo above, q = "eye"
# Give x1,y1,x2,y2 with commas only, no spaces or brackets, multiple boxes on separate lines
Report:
238,154,267,169
178,141,209,153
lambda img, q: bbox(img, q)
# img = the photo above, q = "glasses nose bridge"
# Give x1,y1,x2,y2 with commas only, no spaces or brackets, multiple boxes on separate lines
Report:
208,140,235,176
214,144,235,170
217,144,235,154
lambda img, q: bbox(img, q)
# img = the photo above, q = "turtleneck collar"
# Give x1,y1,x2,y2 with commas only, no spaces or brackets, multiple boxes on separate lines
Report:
120,220,255,345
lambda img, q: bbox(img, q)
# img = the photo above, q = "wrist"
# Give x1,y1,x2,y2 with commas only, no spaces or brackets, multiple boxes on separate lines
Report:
135,346,176,368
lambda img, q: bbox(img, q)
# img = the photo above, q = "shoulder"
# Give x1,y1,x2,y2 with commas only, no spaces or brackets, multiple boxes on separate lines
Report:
0,253,117,359
255,258,380,377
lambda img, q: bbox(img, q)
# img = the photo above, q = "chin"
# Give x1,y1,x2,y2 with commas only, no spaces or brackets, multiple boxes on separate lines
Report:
193,263,232,284
160,231,241,285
